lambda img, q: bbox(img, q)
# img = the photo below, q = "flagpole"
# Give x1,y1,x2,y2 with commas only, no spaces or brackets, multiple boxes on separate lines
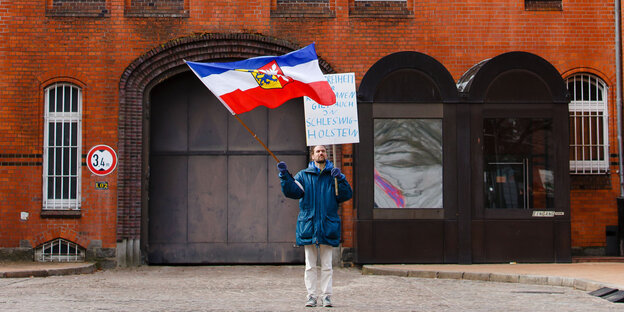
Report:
233,114,280,163
333,145,338,196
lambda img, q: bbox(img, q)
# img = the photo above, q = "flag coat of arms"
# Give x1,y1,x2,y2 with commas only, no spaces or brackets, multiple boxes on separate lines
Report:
185,43,336,115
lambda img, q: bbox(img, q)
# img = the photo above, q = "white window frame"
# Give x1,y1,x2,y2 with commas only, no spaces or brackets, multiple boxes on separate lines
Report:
36,238,85,262
566,74,609,174
43,83,82,210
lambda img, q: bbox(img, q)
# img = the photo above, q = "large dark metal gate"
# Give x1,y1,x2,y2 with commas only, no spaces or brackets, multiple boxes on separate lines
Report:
147,72,306,264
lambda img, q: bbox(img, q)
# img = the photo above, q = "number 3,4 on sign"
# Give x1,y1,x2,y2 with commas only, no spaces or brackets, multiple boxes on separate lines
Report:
87,145,118,176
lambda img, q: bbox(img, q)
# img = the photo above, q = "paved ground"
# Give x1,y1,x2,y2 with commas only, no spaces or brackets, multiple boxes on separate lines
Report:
0,265,622,311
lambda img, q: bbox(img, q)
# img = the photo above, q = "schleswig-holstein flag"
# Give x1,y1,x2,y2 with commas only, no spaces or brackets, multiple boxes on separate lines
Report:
185,43,336,115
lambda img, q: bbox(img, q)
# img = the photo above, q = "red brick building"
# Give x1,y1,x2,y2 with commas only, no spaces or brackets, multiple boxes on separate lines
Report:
0,0,621,266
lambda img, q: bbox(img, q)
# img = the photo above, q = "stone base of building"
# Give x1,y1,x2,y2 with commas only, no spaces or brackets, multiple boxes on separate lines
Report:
572,246,607,257
0,247,33,262
85,240,117,269
116,238,141,267
0,241,117,269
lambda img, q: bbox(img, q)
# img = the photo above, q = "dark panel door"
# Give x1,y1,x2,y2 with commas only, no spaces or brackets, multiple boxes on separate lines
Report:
148,72,306,264
471,105,571,263
355,102,449,264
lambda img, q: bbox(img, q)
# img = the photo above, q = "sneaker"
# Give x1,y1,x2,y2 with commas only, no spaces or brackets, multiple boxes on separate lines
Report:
322,296,332,307
305,296,317,307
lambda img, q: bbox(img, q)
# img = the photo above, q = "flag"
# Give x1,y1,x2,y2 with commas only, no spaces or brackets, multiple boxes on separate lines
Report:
185,43,336,115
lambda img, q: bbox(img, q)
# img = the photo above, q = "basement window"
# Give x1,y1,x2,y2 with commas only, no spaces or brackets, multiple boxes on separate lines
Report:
36,238,85,262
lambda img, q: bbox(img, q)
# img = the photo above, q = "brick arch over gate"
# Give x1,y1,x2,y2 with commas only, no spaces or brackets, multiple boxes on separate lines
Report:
117,34,335,241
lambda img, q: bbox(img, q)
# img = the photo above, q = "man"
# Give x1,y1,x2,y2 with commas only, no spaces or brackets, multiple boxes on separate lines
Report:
277,145,353,308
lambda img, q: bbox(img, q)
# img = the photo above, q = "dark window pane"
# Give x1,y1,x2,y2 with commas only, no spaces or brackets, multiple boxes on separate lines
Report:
483,118,554,209
582,80,590,101
70,147,77,175
56,85,63,112
70,177,77,199
43,244,54,254
597,113,604,144
47,177,55,199
48,123,55,146
64,86,71,112
47,148,55,175
69,243,77,254
63,122,71,146
55,147,63,175
62,177,70,199
597,87,603,101
48,88,56,113
63,147,70,175
55,123,63,146
71,122,78,146
55,176,62,199
71,87,78,112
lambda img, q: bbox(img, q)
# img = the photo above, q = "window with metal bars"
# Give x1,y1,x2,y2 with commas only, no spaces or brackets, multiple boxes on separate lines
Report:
566,74,609,174
36,238,85,262
43,83,82,210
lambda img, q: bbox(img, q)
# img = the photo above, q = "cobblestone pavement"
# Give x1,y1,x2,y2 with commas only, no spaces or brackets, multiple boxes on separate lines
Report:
0,265,621,311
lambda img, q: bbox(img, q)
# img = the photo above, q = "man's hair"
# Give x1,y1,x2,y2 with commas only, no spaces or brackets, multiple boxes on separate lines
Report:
310,145,329,157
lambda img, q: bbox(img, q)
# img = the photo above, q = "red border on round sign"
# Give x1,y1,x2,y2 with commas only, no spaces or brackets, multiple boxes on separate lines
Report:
87,145,118,176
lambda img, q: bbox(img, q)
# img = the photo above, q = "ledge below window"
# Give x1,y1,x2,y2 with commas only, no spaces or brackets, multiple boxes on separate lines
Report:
41,210,82,218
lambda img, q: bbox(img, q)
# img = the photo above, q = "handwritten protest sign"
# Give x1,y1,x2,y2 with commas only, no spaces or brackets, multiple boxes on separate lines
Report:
304,73,359,146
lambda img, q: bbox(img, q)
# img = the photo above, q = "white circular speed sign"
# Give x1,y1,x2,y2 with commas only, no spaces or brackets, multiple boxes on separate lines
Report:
87,145,118,176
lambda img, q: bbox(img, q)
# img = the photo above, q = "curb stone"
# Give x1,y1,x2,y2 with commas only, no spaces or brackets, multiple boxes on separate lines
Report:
1,263,96,278
519,274,549,285
463,272,490,281
437,271,463,279
407,270,437,278
362,265,615,293
490,272,519,283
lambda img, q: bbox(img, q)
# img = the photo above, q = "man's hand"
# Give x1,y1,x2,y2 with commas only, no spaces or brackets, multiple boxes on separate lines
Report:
277,161,288,174
331,167,341,178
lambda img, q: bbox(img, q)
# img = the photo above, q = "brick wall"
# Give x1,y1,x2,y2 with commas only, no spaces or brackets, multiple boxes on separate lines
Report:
0,0,619,252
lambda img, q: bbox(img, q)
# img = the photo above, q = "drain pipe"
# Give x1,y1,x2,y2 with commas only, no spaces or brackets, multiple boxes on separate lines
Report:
617,0,623,197
615,0,624,256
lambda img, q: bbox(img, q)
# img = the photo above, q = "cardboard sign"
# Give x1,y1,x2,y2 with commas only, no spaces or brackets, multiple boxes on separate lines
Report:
304,73,359,146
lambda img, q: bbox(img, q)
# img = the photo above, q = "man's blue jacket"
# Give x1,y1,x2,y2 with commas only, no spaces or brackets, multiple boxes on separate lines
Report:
279,160,353,247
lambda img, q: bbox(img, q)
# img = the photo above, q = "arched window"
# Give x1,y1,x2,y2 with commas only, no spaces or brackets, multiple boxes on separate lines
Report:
43,83,82,210
566,74,609,174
